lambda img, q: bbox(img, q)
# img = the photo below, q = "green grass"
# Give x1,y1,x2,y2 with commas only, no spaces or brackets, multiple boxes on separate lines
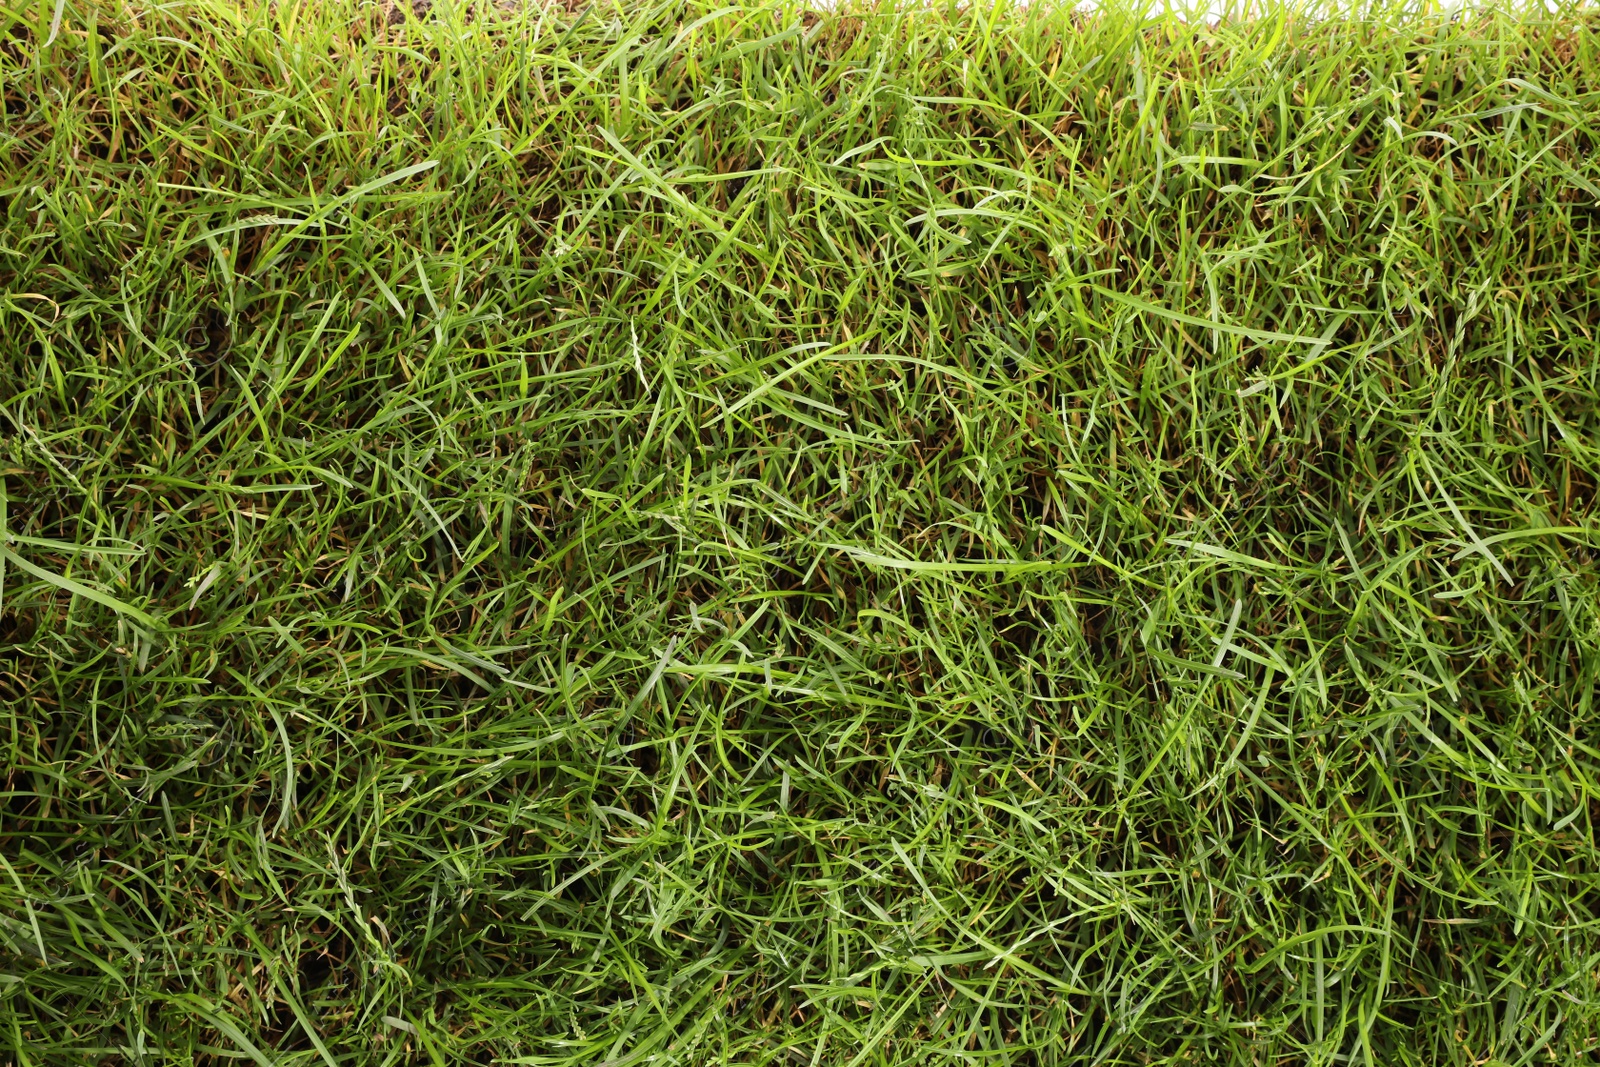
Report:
4,0,1600,1063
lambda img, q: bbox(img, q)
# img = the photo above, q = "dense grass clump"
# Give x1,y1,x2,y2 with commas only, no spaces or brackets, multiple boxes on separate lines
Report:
3,0,1600,1063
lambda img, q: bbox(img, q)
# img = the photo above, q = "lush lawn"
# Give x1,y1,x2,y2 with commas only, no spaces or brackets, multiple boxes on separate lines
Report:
3,1,1600,1063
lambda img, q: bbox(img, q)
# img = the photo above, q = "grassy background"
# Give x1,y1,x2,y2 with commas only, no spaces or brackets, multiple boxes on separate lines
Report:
4,1,1600,1063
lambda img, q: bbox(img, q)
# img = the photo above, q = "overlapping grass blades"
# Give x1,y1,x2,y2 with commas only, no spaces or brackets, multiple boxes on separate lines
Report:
2,1,1599,1063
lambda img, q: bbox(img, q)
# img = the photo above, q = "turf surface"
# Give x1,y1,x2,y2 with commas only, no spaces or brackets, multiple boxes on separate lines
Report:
3,1,1600,1063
